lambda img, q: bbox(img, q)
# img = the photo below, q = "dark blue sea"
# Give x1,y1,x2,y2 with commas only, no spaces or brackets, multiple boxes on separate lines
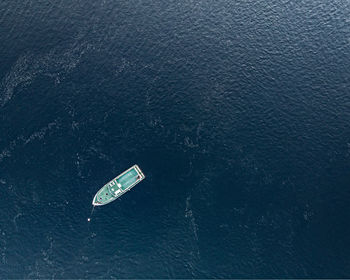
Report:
0,0,350,278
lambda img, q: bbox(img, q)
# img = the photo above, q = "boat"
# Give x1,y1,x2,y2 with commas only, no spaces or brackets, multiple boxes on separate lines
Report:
92,164,145,206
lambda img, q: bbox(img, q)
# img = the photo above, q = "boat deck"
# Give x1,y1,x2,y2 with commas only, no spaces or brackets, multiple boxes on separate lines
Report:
93,165,145,206
116,168,139,191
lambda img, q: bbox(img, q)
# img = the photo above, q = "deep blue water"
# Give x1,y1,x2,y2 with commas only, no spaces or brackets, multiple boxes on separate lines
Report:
0,0,350,278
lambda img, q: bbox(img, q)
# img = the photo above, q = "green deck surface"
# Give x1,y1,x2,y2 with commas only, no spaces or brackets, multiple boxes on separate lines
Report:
93,166,142,205
116,168,139,190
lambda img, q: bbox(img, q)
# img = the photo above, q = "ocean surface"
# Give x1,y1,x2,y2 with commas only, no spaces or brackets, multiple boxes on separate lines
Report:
0,0,350,278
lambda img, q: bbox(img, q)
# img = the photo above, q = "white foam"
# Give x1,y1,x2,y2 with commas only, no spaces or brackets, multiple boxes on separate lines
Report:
0,39,94,107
